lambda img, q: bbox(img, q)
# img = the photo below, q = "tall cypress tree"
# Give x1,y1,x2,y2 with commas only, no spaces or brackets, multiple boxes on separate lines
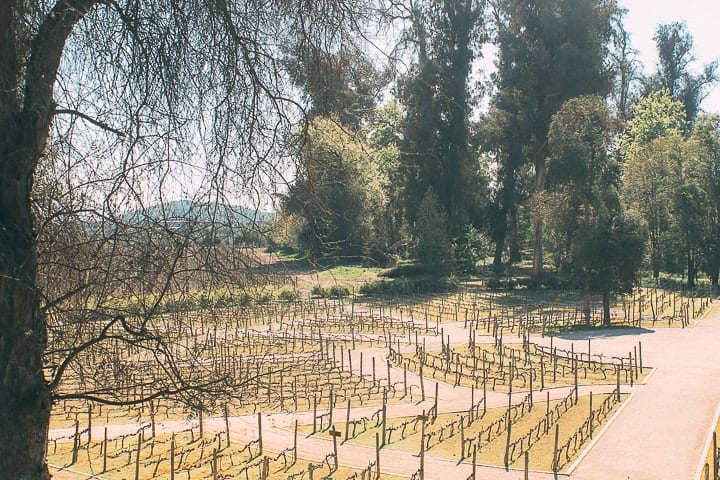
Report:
399,0,485,236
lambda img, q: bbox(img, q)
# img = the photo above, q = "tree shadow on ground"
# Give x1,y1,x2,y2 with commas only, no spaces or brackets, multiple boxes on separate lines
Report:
554,326,655,341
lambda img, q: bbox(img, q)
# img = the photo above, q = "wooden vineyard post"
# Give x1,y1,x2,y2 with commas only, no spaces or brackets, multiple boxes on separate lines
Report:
375,432,381,480
483,368,487,416
212,448,218,480
418,411,429,480
294,419,299,463
387,360,391,389
170,434,175,480
634,345,639,379
381,402,387,447
71,419,79,465
329,388,334,427
345,399,351,441
470,387,475,424
224,403,231,447
261,456,270,480
420,362,425,401
524,450,529,480
546,391,550,434
373,356,376,383
434,382,439,420
616,365,621,401
552,423,560,473
360,351,364,378
258,413,263,455
529,367,533,410
330,426,341,471
102,427,108,473
404,364,408,397
639,341,643,373
471,445,477,479
134,432,141,480
714,432,718,480
87,404,92,443
504,406,512,469
574,355,579,404
589,392,594,439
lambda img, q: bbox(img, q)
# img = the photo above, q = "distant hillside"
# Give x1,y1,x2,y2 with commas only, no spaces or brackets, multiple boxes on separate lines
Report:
122,199,273,227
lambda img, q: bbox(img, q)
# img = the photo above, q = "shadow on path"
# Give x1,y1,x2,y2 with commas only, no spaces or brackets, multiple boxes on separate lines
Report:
554,327,655,341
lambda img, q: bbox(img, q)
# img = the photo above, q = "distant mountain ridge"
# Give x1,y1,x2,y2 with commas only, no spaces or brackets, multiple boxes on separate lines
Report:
122,199,272,226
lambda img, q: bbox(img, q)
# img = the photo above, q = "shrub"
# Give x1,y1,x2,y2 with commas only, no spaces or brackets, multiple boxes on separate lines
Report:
311,285,327,298
277,289,300,302
328,285,350,298
256,292,274,304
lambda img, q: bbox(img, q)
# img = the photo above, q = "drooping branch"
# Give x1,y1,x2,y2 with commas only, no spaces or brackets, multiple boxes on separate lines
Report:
53,108,126,137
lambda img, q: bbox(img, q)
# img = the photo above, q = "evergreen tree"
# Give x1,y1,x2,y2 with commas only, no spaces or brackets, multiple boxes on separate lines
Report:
490,0,617,275
399,0,485,235
413,188,453,268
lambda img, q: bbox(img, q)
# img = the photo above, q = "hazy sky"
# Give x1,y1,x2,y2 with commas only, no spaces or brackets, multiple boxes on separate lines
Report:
620,0,720,114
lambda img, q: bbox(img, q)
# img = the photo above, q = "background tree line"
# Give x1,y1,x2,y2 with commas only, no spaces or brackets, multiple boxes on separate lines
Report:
275,0,720,296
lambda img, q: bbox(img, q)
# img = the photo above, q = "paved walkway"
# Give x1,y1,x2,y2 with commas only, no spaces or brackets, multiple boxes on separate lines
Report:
49,302,720,479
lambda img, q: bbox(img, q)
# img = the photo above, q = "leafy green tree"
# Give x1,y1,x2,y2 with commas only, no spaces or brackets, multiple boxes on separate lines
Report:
621,136,683,279
479,107,530,267
546,96,627,322
364,102,406,257
282,117,385,260
671,180,709,288
571,214,646,325
691,115,720,289
490,0,617,276
646,22,718,125
619,90,687,159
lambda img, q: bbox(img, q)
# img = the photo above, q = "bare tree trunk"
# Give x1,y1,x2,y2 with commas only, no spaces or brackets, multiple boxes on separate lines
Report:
687,251,696,289
493,233,505,268
583,282,592,325
602,290,611,327
507,207,521,264
532,154,546,277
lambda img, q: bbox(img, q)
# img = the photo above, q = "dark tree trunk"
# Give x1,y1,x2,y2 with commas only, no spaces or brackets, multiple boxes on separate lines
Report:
583,282,592,325
1,2,98,477
602,290,611,327
507,207,521,263
0,116,52,480
649,230,660,280
687,251,696,289
493,233,505,268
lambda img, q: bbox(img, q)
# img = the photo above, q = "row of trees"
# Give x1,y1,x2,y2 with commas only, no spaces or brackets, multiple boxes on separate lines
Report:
277,0,719,297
